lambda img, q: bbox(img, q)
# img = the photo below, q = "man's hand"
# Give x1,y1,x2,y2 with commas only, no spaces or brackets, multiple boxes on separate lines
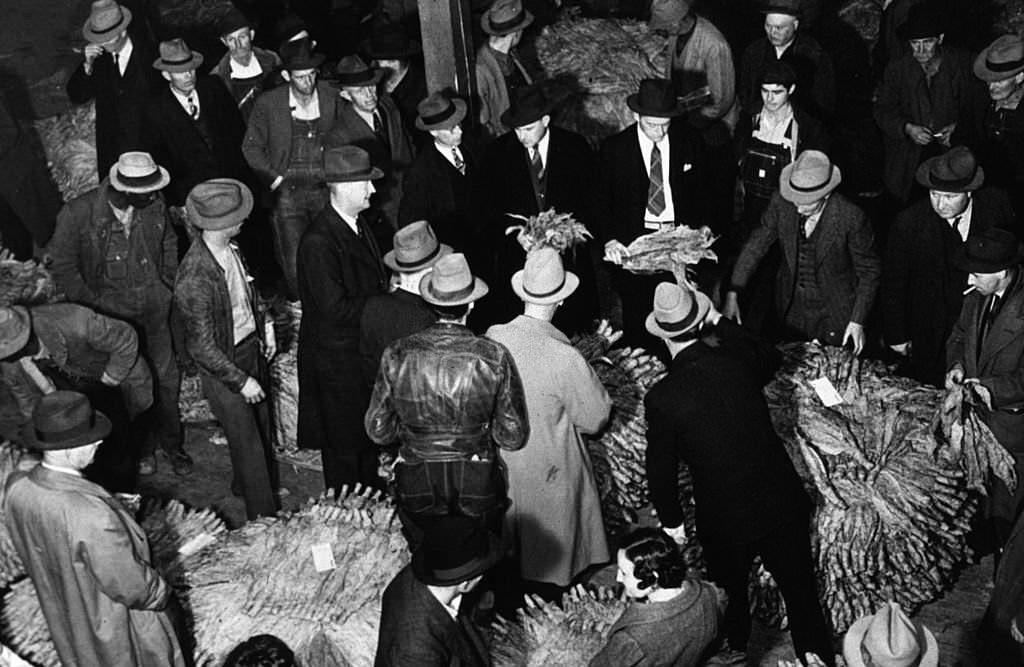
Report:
889,342,911,356
904,123,934,146
722,290,742,324
1012,618,1024,643
83,43,104,73
240,377,265,404
704,300,723,327
945,364,965,390
660,522,687,545
965,378,993,409
603,240,629,265
263,321,277,361
843,322,865,355
100,372,119,387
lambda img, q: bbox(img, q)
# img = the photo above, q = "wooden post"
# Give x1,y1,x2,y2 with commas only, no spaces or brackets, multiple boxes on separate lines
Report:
418,0,476,118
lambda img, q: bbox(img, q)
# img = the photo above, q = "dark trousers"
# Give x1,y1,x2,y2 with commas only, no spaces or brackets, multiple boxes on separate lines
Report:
272,181,326,299
138,312,184,459
199,335,277,520
703,518,835,666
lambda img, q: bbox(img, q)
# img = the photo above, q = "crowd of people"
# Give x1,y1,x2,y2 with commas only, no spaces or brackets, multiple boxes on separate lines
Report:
3,0,1024,664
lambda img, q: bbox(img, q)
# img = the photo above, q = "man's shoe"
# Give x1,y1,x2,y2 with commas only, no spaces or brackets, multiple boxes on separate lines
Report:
137,456,156,476
168,450,194,476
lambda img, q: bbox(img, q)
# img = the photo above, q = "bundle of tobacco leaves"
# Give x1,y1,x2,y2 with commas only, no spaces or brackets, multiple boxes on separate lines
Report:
605,225,718,287
0,255,58,307
33,103,97,201
506,208,592,254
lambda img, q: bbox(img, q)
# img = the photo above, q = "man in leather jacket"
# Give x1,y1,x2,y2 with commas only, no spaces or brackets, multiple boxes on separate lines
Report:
365,253,529,549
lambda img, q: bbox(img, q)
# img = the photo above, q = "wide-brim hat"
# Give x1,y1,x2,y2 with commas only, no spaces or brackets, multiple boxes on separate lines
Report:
336,54,386,87
411,516,503,586
627,79,685,118
362,27,420,59
779,149,841,204
0,306,31,360
915,146,984,192
384,220,452,272
153,37,204,72
21,391,112,451
511,247,579,305
482,0,534,36
420,253,489,306
415,92,467,131
501,83,555,129
218,8,252,38
953,227,1024,273
896,2,944,40
323,146,385,183
645,282,712,338
108,151,170,194
280,38,325,72
186,178,254,231
974,35,1024,82
83,0,132,44
843,602,938,667
761,0,802,16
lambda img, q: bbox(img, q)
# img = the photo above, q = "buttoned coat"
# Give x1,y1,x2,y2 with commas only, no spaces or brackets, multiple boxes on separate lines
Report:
210,46,283,122
359,288,437,383
399,141,479,257
0,91,59,247
486,315,612,585
4,466,186,667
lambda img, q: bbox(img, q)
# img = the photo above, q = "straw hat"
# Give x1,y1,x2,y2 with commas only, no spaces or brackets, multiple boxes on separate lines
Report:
108,151,170,194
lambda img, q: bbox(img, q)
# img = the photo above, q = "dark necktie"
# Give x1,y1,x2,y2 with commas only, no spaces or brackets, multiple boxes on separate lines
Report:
646,144,665,216
113,51,120,75
373,110,389,146
530,146,544,181
452,148,465,175
187,94,198,120
951,216,963,238
979,293,1001,348
801,214,813,239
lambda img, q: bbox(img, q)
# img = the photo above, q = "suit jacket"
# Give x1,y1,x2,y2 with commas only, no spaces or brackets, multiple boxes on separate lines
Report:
359,288,437,383
66,31,162,175
739,33,836,122
144,76,248,205
399,141,479,255
4,466,185,667
731,191,881,342
644,318,809,547
883,189,1013,385
210,46,283,122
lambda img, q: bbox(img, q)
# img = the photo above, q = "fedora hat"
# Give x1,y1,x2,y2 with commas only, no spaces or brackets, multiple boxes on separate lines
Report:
843,602,938,667
420,253,489,306
324,146,384,183
896,2,944,40
336,54,385,87
0,306,31,360
280,38,324,72
511,247,579,305
762,0,802,16
974,35,1024,82
108,151,170,194
274,14,310,49
482,0,533,36
954,227,1023,274
412,516,502,586
21,391,112,452
627,79,685,118
500,83,555,129
916,146,984,192
186,178,254,231
362,26,420,60
645,282,712,339
384,220,451,272
415,92,467,131
82,0,132,44
649,0,692,34
153,38,204,73
779,149,842,204
218,8,252,38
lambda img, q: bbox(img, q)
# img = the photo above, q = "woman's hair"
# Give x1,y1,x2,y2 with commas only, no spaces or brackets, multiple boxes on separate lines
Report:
621,527,687,590
223,634,296,667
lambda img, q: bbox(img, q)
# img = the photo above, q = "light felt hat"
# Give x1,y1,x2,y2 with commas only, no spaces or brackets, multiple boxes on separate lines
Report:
645,282,711,339
420,253,489,306
82,0,132,44
108,151,171,194
153,38,204,72
383,220,451,273
186,178,254,231
0,306,31,360
481,0,534,36
974,34,1024,82
511,247,578,305
843,602,938,667
779,149,842,204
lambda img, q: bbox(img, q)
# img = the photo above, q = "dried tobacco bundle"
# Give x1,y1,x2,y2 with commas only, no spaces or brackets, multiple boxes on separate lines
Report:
506,208,592,253
34,103,97,201
0,255,58,307
606,225,717,286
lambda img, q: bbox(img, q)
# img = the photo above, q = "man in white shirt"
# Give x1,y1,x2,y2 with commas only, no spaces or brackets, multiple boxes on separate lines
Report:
210,8,282,122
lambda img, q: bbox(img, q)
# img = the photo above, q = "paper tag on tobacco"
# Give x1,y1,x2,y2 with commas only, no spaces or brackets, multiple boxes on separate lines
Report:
311,543,336,572
178,533,215,557
810,377,844,407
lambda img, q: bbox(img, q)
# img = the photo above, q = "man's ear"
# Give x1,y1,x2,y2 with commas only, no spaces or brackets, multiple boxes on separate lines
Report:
788,84,796,96
937,33,945,45
162,71,172,83
281,71,291,83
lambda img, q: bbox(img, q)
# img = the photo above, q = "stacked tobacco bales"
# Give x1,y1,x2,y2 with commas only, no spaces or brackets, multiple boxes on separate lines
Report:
33,103,97,202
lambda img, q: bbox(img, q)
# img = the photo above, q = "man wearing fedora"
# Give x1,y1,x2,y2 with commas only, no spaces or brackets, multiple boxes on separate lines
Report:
211,8,283,123
644,282,834,666
362,25,428,137
883,146,1014,385
596,78,706,352
477,83,599,334
47,150,187,476
298,146,389,492
946,227,1024,551
476,0,534,141
375,516,497,666
365,253,529,547
67,0,161,175
486,248,611,598
243,39,338,300
843,602,938,667
4,391,187,666
873,4,982,203
360,220,450,380
174,179,279,520
725,149,880,354
399,91,479,255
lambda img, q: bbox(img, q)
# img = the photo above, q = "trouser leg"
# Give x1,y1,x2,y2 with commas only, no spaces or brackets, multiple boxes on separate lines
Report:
704,539,755,651
141,318,183,456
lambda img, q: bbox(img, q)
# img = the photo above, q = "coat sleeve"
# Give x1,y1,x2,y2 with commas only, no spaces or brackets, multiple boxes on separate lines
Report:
364,349,400,446
881,216,913,345
873,60,911,139
82,308,139,383
699,35,737,122
589,628,645,667
174,266,249,391
729,197,781,291
563,348,612,435
946,297,971,371
66,61,97,104
159,204,179,286
491,348,530,452
296,230,376,331
845,206,882,325
242,95,279,188
48,201,100,305
644,390,685,529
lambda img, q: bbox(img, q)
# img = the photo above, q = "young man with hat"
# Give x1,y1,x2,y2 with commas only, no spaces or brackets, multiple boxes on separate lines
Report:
843,602,938,667
738,0,836,122
174,178,279,520
362,25,427,136
47,150,188,477
644,282,834,666
486,248,611,598
724,149,881,354
297,146,390,492
4,391,187,666
946,227,1024,551
360,220,450,380
475,0,534,140
67,0,161,175
211,8,283,123
874,3,982,203
365,252,529,548
242,38,337,300
375,516,498,665
595,78,706,352
478,83,599,334
883,146,1014,385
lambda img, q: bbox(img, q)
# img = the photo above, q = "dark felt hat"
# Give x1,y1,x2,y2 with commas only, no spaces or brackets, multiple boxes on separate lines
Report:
362,26,420,59
323,146,384,183
153,38,204,73
336,54,386,87
500,83,555,129
21,391,112,451
218,8,251,37
761,0,802,16
415,92,467,131
915,146,984,192
896,2,944,40
279,38,324,71
186,178,254,230
411,516,502,586
954,228,1023,273
626,79,685,117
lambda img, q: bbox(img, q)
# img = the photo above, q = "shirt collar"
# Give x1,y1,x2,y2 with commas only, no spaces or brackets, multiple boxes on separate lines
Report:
114,37,133,73
229,54,263,78
41,462,84,477
289,87,320,118
331,201,360,234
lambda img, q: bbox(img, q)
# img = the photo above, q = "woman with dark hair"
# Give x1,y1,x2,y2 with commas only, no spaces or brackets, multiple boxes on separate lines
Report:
589,528,721,667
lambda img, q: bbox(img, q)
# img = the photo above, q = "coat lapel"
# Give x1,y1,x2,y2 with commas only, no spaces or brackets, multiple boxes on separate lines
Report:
813,197,842,268
979,279,1024,369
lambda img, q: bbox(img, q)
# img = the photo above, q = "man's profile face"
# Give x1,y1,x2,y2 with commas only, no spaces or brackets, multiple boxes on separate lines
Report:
638,114,671,143
514,116,549,149
343,84,379,114
988,73,1024,102
929,190,969,219
221,27,254,62
968,269,1006,295
164,69,197,96
765,13,798,48
332,179,375,214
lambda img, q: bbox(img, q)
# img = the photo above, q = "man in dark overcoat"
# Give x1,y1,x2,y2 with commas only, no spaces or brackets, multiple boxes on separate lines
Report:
297,146,389,492
883,147,1014,385
643,282,834,666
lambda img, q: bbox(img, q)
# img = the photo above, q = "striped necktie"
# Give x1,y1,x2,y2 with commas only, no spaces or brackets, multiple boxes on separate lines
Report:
647,143,665,216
